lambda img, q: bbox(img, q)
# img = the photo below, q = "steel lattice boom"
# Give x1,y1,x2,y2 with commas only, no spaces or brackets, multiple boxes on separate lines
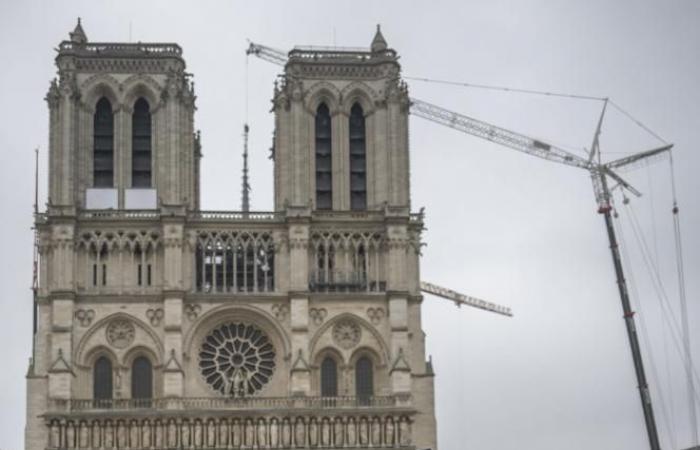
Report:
420,282,512,317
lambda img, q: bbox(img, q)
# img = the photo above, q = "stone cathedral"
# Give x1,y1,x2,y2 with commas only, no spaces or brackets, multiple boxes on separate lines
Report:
25,21,437,450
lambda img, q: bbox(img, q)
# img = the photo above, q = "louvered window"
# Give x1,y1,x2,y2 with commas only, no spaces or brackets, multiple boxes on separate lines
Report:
315,103,332,210
132,98,152,187
349,103,367,210
93,98,114,187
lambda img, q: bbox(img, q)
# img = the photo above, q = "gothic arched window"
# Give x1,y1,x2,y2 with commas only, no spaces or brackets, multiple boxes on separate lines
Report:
132,98,152,187
93,97,114,187
131,356,153,403
355,356,374,403
349,103,367,210
315,103,332,210
93,356,113,401
320,357,338,397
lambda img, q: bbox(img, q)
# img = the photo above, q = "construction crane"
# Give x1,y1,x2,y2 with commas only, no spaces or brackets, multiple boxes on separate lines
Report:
246,41,673,449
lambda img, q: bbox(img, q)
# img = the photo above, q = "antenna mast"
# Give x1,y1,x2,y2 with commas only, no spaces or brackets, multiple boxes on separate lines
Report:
241,124,251,212
31,148,39,359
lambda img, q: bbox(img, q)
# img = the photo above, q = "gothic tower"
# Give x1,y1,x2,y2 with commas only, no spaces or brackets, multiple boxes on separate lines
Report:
26,22,437,450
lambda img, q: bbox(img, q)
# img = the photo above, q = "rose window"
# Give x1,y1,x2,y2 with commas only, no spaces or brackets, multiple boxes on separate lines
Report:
198,322,276,396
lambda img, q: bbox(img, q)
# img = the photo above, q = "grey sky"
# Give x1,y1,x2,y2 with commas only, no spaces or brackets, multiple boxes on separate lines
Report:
1,0,698,449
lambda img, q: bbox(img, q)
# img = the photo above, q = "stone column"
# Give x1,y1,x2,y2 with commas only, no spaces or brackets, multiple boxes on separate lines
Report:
388,293,411,395
161,218,185,398
287,216,311,395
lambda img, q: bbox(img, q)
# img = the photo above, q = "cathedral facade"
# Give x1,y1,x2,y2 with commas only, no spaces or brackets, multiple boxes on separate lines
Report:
26,21,437,450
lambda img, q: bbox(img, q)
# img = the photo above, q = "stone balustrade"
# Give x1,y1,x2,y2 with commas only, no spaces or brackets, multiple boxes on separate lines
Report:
48,395,410,413
58,42,183,57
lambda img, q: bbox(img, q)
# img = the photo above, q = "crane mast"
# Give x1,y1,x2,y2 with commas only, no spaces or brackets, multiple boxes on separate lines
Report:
246,41,675,449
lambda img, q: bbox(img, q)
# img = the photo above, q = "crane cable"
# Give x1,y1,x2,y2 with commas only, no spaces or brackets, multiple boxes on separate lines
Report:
622,199,700,407
613,196,678,449
403,76,607,102
669,151,699,443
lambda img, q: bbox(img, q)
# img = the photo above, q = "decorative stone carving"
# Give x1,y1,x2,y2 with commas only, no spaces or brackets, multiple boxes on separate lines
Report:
309,308,327,326
47,415,411,450
366,307,385,325
198,322,276,396
106,319,135,349
184,304,201,321
332,319,361,349
75,309,95,327
146,308,164,326
271,303,289,321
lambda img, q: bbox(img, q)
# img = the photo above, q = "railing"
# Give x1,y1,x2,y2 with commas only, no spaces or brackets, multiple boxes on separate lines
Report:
289,47,397,61
58,41,182,57
79,210,160,220
309,270,386,293
189,211,281,221
48,395,410,412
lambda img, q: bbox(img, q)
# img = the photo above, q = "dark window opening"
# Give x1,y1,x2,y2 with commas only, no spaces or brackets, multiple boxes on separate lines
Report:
93,97,114,188
93,356,113,402
131,356,153,406
137,264,142,286
147,264,152,286
349,103,367,210
321,357,338,397
92,264,98,287
102,264,107,286
195,234,275,293
315,103,332,210
355,356,374,404
132,98,152,188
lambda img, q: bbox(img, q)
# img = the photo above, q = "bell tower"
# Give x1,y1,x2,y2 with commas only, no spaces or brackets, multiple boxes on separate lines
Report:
46,19,199,213
272,25,411,212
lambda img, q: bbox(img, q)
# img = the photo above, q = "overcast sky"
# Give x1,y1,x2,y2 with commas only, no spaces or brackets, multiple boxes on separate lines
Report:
1,1,698,449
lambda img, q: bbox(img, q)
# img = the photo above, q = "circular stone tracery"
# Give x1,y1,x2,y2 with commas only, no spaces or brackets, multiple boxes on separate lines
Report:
198,322,276,396
332,319,361,349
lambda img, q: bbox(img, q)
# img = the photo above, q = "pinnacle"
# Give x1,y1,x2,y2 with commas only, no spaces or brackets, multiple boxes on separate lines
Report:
371,24,388,53
70,17,88,44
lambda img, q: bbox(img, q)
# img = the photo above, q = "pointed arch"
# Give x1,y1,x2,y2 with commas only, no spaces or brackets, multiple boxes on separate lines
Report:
75,313,164,367
309,313,390,364
122,75,162,111
340,81,378,116
81,75,120,112
303,81,341,115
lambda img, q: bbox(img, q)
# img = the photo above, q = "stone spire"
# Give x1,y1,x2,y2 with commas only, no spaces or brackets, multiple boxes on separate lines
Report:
370,24,388,53
69,18,87,44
